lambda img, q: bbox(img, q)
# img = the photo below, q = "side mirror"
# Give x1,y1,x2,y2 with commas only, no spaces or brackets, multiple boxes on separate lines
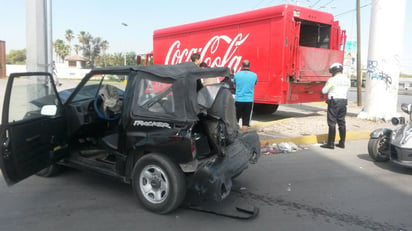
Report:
391,117,405,125
400,104,412,114
40,105,57,116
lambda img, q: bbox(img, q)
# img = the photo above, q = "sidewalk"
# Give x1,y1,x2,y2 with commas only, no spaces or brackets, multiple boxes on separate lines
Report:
251,101,394,146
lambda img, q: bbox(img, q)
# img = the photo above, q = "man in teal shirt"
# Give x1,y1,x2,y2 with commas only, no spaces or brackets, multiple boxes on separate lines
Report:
234,60,257,132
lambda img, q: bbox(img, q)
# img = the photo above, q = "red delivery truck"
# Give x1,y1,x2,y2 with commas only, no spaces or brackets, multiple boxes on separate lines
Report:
150,4,346,113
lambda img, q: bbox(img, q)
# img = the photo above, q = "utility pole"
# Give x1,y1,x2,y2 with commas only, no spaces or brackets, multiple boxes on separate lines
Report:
360,0,406,121
356,0,362,106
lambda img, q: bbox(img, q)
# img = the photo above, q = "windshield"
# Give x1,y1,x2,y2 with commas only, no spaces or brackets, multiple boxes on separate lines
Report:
71,74,127,103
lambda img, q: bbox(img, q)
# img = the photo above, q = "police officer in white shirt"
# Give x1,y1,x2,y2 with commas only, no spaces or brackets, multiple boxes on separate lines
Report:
320,63,351,149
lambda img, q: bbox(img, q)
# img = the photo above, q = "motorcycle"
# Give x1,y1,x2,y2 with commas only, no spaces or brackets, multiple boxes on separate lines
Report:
368,103,412,167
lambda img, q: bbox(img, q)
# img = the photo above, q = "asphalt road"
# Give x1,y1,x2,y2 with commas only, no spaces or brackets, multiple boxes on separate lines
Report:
0,139,411,231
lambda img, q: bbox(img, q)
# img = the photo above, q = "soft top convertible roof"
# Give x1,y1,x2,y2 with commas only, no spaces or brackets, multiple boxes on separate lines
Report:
64,63,230,124
89,62,229,81
131,62,229,80
120,62,230,123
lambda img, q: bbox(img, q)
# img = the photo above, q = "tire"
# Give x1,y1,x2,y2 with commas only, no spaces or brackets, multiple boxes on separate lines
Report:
36,164,62,177
132,153,186,214
368,136,390,162
254,104,279,115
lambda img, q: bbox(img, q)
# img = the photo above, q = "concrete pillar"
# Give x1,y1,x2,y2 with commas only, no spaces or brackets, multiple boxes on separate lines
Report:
361,0,406,121
25,0,54,104
26,0,53,73
0,40,5,78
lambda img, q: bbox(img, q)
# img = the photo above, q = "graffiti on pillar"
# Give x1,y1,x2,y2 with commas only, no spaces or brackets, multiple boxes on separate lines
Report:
367,60,392,90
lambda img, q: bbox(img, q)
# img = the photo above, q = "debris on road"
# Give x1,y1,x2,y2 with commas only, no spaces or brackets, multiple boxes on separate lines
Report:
261,142,299,155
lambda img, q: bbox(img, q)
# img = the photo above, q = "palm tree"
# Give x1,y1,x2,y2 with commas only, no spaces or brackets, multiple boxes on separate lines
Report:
65,29,74,55
53,39,69,61
75,31,110,67
91,37,102,67
82,33,93,66
100,40,109,54
77,31,87,51
73,44,81,55
100,40,109,66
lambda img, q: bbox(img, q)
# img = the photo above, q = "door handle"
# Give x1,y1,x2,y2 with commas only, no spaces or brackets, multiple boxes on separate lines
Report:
26,135,41,142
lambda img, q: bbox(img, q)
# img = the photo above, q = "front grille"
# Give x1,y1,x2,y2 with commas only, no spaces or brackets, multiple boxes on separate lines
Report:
391,145,412,162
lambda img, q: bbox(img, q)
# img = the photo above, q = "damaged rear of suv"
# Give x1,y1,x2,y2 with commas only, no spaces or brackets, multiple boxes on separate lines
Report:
0,62,260,214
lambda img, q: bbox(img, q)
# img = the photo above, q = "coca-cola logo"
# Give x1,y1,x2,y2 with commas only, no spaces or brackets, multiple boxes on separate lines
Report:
164,33,250,71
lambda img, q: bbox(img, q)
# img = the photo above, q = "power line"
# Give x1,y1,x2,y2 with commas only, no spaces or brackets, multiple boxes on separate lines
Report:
317,0,334,9
335,3,371,17
310,0,322,8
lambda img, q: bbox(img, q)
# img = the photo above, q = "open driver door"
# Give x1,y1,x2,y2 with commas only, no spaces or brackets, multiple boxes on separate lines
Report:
0,72,68,185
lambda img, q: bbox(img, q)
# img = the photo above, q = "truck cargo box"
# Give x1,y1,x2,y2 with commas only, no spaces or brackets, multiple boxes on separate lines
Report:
151,4,346,112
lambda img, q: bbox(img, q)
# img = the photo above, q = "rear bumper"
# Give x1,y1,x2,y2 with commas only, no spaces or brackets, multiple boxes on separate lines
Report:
189,131,260,201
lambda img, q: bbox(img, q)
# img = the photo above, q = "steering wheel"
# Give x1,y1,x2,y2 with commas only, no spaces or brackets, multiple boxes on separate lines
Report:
93,94,121,121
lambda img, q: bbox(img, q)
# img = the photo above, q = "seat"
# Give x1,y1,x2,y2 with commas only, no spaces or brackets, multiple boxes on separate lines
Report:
198,85,239,155
205,86,239,143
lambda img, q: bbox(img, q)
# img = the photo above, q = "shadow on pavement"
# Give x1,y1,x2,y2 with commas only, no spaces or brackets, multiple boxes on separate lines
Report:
357,153,412,175
252,103,325,122
252,101,362,124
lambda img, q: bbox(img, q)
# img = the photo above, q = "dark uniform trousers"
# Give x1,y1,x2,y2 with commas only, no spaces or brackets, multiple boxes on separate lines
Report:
326,98,347,146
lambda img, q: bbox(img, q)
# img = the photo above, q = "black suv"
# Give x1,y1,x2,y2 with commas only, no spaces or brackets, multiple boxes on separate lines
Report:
0,62,260,214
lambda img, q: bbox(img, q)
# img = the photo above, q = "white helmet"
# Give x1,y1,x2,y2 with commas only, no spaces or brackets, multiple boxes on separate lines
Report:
329,63,343,76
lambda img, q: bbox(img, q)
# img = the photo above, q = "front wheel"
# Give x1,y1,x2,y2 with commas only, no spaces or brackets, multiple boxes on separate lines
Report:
132,153,186,214
368,136,390,162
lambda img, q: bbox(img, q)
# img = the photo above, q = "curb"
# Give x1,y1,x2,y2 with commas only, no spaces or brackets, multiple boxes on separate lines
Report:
251,117,292,128
259,131,371,146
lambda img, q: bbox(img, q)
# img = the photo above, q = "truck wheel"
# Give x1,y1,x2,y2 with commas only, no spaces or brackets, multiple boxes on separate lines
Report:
36,164,62,177
368,136,390,162
132,153,186,214
254,104,279,114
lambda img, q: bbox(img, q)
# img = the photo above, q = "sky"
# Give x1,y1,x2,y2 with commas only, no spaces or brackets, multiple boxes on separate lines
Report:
0,0,411,74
